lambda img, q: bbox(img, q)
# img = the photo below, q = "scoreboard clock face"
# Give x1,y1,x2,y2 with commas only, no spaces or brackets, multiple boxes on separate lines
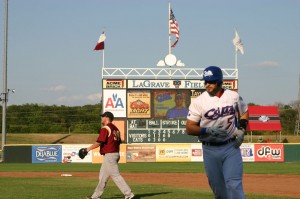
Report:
164,54,177,66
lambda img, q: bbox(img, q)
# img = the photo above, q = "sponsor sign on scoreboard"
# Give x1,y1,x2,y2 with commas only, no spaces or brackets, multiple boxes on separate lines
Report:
103,79,126,89
103,89,126,117
127,91,151,118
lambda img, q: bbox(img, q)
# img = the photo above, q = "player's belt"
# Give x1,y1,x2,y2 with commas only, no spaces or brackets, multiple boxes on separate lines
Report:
202,138,236,147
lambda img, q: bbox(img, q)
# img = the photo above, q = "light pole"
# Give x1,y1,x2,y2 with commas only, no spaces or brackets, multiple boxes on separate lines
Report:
1,0,8,162
0,89,14,162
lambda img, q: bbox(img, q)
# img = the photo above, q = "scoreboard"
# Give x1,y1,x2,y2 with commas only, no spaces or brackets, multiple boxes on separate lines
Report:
102,79,238,144
127,119,199,143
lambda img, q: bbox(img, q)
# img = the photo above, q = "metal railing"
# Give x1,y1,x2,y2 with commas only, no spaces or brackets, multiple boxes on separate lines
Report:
102,67,238,80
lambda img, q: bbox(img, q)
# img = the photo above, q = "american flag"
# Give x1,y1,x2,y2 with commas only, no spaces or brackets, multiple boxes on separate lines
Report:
170,8,179,48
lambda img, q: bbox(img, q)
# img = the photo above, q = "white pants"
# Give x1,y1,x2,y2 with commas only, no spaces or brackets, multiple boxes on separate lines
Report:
91,152,132,198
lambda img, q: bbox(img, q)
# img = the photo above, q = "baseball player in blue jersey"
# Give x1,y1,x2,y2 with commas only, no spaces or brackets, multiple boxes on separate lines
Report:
186,66,249,199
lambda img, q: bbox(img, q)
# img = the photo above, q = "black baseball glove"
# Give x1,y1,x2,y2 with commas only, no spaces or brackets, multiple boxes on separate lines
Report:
78,148,88,159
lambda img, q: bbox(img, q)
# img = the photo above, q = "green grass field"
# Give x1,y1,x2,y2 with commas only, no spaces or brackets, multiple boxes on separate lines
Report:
1,133,300,198
0,162,299,199
1,162,300,174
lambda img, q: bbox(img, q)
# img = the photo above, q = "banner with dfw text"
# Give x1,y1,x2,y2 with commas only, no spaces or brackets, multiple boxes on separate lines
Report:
254,144,284,162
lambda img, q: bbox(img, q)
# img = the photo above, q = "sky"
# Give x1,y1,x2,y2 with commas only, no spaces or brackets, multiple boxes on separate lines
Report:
0,0,299,106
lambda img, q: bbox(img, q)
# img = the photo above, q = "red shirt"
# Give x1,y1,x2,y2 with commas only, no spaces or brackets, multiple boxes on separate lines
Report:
96,123,121,154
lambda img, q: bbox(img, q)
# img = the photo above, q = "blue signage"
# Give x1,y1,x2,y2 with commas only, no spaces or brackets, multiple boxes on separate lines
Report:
32,145,62,163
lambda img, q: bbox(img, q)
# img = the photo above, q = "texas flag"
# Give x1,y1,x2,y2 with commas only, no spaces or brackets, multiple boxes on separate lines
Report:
94,32,106,50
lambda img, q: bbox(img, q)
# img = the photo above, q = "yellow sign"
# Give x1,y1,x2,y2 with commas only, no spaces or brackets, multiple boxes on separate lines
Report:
92,144,127,164
156,144,191,162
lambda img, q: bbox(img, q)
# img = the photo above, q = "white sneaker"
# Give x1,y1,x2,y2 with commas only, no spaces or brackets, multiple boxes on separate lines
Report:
125,193,134,199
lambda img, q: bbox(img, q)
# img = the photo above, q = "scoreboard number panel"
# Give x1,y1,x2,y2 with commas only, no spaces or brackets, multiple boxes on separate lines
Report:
127,119,199,143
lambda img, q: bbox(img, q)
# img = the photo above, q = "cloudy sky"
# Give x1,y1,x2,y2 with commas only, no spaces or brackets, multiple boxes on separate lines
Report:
0,0,299,106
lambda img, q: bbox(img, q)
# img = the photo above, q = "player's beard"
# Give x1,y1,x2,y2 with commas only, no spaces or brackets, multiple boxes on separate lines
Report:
206,85,222,96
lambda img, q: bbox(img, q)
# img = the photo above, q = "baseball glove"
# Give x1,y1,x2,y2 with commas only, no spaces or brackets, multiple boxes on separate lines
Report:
202,127,228,138
232,128,245,148
78,148,88,159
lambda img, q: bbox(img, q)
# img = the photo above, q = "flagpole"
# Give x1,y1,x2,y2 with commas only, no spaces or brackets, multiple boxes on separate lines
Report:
102,49,105,69
94,31,105,79
1,0,8,162
235,47,238,69
101,49,104,79
234,28,237,69
168,0,171,55
168,1,172,79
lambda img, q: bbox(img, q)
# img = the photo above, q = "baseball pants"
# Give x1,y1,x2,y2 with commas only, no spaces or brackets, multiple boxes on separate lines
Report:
203,141,245,199
91,152,132,198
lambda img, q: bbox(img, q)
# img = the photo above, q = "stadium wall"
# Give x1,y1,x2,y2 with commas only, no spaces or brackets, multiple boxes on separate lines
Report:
3,143,300,163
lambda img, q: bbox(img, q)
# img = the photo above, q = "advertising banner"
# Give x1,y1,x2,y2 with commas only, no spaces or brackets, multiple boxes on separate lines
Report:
126,144,156,162
156,144,191,162
127,91,151,118
92,144,127,164
103,79,126,89
222,80,238,90
240,144,255,162
112,120,126,142
32,145,62,163
103,89,126,118
191,144,203,162
62,144,92,163
254,144,284,162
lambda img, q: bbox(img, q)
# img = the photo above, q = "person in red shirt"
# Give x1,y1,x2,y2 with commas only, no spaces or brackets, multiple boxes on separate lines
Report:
86,111,134,199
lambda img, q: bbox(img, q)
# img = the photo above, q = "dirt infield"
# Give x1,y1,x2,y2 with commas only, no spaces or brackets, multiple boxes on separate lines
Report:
1,172,299,197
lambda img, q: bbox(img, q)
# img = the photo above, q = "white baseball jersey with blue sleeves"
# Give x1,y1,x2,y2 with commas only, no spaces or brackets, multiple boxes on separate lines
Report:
187,89,248,142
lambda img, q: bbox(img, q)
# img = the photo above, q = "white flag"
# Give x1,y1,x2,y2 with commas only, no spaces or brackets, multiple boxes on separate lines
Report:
233,30,244,55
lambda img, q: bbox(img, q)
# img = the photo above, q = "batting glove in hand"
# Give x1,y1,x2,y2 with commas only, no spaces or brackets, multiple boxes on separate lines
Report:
78,148,88,159
232,128,245,148
201,127,228,138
